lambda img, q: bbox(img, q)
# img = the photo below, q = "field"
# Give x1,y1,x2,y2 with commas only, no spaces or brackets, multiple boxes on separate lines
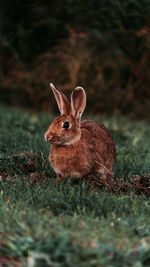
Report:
0,105,150,267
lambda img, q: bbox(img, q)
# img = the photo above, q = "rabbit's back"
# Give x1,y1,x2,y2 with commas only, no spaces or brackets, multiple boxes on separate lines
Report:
81,120,115,154
81,120,116,175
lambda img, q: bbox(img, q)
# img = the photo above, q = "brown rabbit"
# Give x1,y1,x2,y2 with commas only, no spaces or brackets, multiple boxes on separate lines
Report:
45,83,116,183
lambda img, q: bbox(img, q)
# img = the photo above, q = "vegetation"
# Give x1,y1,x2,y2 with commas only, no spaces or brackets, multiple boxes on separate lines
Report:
0,0,150,118
0,105,150,266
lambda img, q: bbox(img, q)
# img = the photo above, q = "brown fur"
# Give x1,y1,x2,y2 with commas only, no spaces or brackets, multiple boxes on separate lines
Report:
45,84,116,182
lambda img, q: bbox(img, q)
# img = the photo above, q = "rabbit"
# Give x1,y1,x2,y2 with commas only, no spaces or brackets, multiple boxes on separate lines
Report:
45,83,116,183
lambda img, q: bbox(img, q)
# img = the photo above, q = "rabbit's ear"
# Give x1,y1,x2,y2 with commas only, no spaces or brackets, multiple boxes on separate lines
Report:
71,87,86,121
50,83,70,115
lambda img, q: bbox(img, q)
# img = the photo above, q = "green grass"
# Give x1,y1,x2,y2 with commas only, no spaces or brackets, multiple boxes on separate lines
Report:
0,105,150,267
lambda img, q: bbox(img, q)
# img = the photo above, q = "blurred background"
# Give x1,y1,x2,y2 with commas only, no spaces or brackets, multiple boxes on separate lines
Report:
0,0,150,119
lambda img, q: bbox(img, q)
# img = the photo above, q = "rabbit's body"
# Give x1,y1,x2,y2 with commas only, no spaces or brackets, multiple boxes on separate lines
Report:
50,120,116,180
45,84,116,182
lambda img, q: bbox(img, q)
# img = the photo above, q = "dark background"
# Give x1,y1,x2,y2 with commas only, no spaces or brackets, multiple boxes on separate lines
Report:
0,0,150,119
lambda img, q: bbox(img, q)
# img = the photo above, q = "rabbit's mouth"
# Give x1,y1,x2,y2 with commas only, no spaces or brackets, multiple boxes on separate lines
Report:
50,141,61,145
48,136,62,145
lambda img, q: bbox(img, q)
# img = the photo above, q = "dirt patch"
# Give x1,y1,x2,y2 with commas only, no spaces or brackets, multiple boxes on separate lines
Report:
85,174,150,198
0,256,21,267
0,152,48,185
12,152,46,173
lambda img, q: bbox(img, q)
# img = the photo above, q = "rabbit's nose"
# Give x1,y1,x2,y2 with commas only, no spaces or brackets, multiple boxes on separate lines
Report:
44,133,48,142
45,133,53,143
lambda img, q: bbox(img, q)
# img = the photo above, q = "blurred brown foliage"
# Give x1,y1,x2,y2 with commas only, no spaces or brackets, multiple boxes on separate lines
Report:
0,0,150,119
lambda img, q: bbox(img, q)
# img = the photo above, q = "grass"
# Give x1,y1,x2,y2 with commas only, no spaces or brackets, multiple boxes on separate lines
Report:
0,105,150,267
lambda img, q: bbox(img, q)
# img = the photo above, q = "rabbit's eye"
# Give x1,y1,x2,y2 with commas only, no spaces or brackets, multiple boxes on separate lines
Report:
62,121,70,129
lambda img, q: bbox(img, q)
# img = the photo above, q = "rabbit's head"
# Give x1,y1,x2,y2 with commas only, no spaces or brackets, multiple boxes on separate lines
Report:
45,83,86,146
